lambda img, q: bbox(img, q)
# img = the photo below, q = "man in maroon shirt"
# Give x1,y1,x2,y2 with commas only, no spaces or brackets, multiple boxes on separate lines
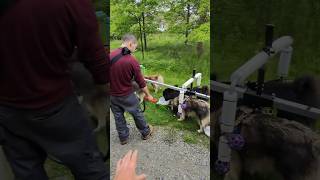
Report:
110,34,154,145
0,0,109,179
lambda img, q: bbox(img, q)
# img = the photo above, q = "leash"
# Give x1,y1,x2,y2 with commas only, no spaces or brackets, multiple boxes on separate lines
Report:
141,101,146,112
141,97,158,112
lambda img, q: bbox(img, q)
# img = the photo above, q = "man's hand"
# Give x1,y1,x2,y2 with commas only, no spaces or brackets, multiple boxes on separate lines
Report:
114,150,146,180
141,86,152,98
144,94,154,101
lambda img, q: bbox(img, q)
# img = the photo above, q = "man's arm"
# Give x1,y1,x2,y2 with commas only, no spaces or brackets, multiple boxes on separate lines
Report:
67,0,109,89
131,60,153,99
141,86,152,98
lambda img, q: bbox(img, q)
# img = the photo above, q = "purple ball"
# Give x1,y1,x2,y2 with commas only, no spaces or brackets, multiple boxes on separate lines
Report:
227,134,245,150
181,103,187,109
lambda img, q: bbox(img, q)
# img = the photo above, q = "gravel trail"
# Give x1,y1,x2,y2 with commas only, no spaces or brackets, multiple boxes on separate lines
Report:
110,115,210,180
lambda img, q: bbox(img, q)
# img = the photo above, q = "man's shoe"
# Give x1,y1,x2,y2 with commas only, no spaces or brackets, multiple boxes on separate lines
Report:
142,125,154,140
120,138,128,145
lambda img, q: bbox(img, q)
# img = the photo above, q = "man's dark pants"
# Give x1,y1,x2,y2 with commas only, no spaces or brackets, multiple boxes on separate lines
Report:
110,92,150,141
0,95,108,180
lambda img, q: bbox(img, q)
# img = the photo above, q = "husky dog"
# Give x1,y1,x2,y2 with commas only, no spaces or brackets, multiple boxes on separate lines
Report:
145,75,164,93
211,75,320,180
212,107,320,180
169,96,210,133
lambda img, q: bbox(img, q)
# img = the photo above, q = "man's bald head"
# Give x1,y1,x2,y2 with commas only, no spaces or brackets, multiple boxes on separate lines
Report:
121,34,138,52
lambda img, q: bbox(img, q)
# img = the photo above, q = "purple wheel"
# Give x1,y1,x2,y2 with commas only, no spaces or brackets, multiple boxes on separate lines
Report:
215,160,230,174
227,134,245,150
181,103,187,110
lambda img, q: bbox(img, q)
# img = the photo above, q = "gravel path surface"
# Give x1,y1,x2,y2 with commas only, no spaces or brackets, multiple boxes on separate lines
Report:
110,114,210,180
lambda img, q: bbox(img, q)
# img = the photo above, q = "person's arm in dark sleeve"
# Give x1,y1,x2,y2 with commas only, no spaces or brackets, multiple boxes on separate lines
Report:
67,0,109,85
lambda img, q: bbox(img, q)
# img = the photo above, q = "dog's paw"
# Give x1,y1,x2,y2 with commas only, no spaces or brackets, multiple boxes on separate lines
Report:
197,129,203,133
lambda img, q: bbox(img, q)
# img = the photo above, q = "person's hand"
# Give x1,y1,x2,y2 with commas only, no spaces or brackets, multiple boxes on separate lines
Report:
114,150,146,180
145,94,154,101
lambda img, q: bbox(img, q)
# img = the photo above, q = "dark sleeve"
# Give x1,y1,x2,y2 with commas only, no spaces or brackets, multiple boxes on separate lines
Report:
66,0,109,84
131,59,146,88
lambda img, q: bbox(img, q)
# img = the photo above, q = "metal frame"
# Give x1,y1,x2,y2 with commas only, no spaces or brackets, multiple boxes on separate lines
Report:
214,25,320,172
145,72,210,120
217,35,295,164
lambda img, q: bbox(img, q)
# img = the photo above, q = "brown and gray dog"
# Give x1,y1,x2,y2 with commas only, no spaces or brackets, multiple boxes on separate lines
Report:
211,75,320,180
212,108,320,180
144,75,164,93
169,95,210,133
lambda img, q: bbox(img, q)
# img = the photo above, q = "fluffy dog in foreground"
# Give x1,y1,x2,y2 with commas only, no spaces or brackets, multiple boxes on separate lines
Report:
212,108,320,180
144,75,164,93
70,62,109,132
169,96,210,133
211,75,320,180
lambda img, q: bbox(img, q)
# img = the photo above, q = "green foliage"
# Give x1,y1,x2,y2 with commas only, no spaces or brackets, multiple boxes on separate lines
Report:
110,0,161,39
213,0,320,81
189,22,210,42
164,0,210,42
111,0,210,43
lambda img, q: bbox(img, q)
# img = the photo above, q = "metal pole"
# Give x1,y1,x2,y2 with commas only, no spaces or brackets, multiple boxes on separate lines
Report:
257,24,274,95
144,79,183,91
191,70,196,89
144,79,210,99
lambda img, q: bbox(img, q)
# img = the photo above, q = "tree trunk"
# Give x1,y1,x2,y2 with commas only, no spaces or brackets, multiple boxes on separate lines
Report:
185,3,191,44
138,17,144,60
142,12,147,50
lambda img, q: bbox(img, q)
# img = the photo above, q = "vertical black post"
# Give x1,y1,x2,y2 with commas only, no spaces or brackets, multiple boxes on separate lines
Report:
257,24,274,95
190,69,196,89
265,24,274,49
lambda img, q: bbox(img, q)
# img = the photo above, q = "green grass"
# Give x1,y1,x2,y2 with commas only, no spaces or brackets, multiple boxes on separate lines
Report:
111,33,210,85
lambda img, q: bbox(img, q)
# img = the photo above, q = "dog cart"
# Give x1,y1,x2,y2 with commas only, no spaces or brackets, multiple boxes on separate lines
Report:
212,24,320,174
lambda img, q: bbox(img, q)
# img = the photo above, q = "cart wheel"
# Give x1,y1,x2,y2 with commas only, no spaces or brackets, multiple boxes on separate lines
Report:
215,160,230,175
227,134,245,150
